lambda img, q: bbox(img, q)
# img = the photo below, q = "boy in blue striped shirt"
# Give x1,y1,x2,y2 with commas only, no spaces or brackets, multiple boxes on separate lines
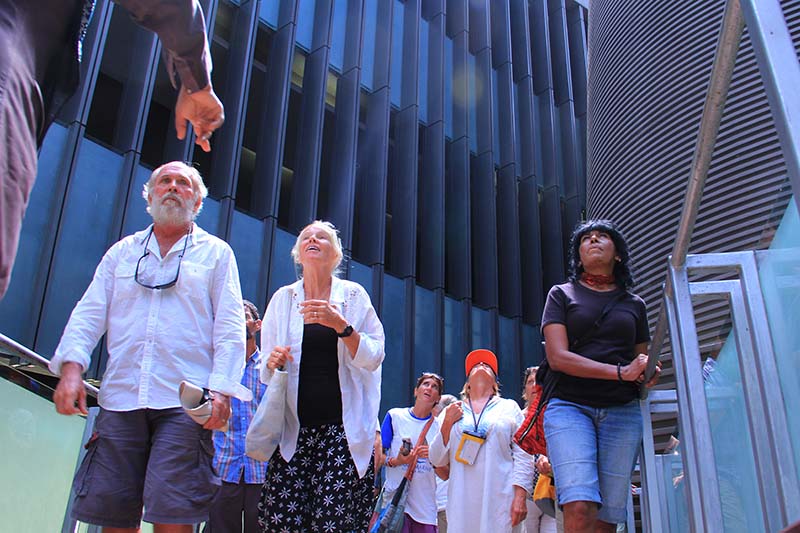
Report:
206,300,267,532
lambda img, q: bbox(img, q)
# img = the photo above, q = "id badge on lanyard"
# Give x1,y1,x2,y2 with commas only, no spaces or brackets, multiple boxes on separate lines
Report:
454,398,493,465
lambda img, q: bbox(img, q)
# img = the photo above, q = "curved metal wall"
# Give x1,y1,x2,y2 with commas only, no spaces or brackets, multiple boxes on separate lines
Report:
586,1,798,375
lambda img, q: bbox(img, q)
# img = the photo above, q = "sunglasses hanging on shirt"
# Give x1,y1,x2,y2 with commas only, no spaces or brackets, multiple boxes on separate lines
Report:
134,228,190,290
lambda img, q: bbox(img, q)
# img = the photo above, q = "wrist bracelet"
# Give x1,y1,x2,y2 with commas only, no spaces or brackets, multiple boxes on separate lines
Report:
617,363,625,383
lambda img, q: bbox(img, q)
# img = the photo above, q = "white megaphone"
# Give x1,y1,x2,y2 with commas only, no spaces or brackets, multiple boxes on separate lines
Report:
179,380,228,432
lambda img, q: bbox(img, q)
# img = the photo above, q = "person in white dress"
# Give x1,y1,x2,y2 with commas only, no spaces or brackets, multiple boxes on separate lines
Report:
429,349,534,533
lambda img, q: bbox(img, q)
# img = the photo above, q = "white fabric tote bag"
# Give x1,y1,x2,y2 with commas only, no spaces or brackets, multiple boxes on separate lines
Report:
245,367,289,462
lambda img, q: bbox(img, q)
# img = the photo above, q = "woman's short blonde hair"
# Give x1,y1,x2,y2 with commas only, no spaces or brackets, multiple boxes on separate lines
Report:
291,220,344,274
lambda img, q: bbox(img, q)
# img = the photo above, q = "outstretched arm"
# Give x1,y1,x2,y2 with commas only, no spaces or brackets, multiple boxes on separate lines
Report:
113,0,224,150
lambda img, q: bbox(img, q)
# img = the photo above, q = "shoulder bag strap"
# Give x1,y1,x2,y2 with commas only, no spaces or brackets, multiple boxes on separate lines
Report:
404,416,436,481
569,290,628,351
526,291,628,436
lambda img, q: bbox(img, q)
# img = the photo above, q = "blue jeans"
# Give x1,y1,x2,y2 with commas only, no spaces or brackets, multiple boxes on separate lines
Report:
543,398,642,524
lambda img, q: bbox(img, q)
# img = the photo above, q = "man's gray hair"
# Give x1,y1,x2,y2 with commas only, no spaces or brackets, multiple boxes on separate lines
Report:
142,161,208,216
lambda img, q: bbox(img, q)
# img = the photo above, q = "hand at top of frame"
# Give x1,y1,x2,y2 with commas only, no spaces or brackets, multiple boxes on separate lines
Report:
175,84,225,152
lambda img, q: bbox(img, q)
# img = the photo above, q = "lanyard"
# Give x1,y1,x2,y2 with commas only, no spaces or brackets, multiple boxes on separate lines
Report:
467,397,494,433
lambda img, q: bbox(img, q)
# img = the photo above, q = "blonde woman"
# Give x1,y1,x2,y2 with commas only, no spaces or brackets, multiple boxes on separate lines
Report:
258,221,385,533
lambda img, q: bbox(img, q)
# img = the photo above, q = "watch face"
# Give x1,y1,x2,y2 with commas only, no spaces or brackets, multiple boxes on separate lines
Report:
339,324,354,338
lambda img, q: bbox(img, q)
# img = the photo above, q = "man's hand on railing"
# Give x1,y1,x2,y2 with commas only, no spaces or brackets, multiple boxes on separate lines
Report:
53,361,88,416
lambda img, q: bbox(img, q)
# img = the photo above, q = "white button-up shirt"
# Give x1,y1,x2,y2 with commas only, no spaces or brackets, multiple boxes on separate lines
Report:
260,277,385,478
50,224,252,410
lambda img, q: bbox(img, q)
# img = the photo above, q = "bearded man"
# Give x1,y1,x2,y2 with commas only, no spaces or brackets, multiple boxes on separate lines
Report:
49,161,251,533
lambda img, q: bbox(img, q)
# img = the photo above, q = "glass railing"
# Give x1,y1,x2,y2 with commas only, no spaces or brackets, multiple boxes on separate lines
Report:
756,200,800,490
0,367,86,532
702,340,765,531
643,200,800,531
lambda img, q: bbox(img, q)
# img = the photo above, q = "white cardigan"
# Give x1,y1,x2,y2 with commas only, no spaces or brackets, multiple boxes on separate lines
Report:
260,277,385,478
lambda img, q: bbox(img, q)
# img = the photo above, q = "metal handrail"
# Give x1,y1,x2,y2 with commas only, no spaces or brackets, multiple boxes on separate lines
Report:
646,0,745,375
0,332,99,397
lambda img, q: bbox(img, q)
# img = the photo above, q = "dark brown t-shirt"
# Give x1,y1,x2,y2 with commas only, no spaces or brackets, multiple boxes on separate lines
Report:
541,281,650,407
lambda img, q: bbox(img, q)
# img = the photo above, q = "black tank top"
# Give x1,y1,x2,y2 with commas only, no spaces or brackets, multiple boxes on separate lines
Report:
297,323,343,427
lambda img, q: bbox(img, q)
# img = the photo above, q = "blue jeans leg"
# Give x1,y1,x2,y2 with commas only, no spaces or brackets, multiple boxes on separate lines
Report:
543,398,642,525
595,401,642,524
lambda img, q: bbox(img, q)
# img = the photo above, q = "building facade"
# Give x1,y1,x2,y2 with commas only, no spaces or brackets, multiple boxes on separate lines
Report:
0,0,589,413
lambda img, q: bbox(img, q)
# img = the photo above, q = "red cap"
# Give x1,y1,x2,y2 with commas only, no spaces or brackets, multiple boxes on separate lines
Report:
465,349,498,377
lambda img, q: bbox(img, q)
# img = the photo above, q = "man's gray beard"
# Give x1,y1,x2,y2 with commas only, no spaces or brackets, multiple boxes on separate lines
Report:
150,198,194,226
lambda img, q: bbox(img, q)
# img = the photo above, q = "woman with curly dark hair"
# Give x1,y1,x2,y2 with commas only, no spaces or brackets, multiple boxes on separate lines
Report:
541,219,660,533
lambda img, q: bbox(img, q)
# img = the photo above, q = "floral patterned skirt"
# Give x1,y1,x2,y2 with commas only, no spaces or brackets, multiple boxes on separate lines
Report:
258,423,376,533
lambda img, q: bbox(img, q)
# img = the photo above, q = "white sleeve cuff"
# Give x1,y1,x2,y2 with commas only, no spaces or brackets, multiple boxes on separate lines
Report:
208,374,253,401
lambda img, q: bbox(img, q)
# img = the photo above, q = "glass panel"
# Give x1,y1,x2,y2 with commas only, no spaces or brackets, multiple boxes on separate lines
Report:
0,378,86,531
756,199,800,483
329,0,348,72
36,141,126,359
194,196,221,237
268,228,299,297
520,323,544,368
513,80,521,178
229,210,265,303
236,25,274,214
657,452,690,532
259,0,280,28
492,68,500,166
444,296,466,394
381,274,408,413
468,53,477,153
140,62,180,168
84,6,153,152
703,326,765,531
122,164,156,237
361,0,378,91
418,18,429,124
498,316,519,401
296,0,317,51
471,306,491,350
0,124,69,343
348,260,374,303
414,286,438,378
385,109,398,271
188,1,235,186
278,71,305,229
444,37,453,139
390,0,404,108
